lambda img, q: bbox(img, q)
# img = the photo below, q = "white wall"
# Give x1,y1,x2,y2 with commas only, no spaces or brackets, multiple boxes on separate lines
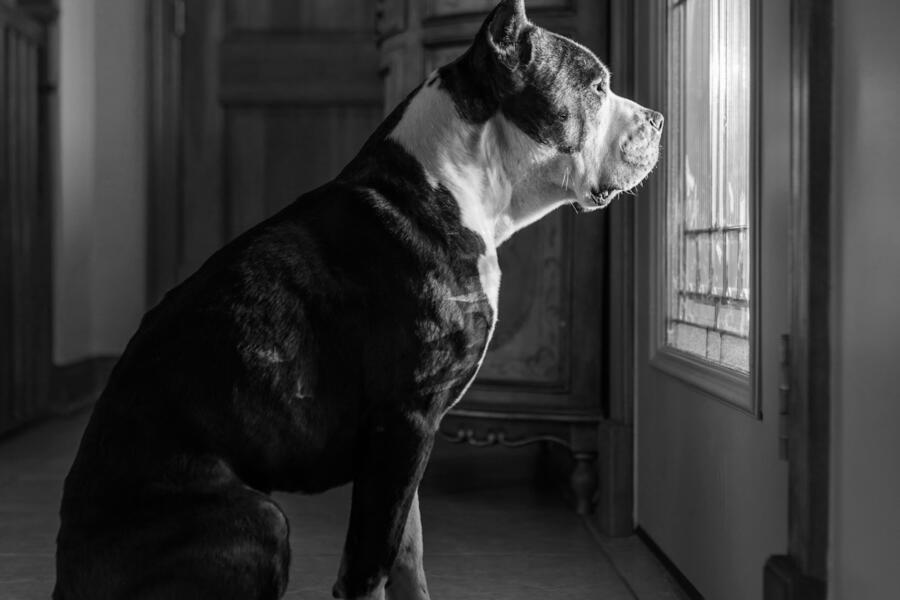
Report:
56,0,146,363
56,0,96,363
830,0,900,598
90,0,148,356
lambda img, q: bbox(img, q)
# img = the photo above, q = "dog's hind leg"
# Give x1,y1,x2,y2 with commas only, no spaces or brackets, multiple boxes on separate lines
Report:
121,487,291,600
57,484,291,600
386,489,430,600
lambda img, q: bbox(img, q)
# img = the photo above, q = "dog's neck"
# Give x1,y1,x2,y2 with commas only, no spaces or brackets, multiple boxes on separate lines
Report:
388,79,570,249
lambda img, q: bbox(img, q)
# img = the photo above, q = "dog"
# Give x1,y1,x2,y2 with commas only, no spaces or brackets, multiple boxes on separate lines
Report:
54,1,661,598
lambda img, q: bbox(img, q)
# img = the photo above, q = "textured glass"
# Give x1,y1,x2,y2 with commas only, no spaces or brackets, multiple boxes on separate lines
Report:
664,0,752,373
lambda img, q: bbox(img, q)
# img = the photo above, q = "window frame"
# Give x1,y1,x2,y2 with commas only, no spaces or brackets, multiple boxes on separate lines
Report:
647,0,763,416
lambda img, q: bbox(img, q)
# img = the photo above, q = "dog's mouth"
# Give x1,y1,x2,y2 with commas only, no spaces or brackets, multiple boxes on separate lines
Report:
572,187,620,213
588,187,620,208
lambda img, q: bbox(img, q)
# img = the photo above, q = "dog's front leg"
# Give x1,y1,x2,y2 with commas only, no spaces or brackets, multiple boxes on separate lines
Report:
332,414,434,600
387,489,430,600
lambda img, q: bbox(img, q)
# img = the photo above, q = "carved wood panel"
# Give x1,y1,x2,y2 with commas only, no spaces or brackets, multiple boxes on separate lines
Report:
477,213,572,388
376,0,408,39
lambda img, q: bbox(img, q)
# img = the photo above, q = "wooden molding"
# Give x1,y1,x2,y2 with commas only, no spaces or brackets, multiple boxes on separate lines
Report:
773,0,833,588
594,419,633,536
765,0,832,594
764,555,826,600
605,0,633,425
219,33,381,106
635,527,704,600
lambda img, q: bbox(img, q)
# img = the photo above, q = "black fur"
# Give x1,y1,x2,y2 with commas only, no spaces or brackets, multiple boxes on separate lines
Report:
54,89,493,599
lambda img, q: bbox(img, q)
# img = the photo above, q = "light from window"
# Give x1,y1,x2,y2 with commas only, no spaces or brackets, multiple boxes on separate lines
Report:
664,0,752,372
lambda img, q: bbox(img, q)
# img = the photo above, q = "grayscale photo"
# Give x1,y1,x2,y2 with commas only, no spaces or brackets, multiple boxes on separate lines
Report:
0,0,897,599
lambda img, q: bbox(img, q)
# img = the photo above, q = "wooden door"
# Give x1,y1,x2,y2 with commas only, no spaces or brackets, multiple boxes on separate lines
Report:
148,0,383,299
634,1,791,597
0,2,54,434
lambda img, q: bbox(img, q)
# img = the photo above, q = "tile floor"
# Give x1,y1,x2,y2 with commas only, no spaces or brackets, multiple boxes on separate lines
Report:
0,408,687,599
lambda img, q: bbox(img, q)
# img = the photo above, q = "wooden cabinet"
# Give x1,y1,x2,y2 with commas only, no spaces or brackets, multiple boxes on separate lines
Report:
376,0,610,514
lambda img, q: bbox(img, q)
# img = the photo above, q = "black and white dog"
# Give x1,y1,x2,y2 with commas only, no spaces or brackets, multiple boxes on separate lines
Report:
54,1,661,598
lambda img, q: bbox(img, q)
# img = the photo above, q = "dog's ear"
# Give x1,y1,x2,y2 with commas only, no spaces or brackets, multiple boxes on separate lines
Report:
485,0,532,70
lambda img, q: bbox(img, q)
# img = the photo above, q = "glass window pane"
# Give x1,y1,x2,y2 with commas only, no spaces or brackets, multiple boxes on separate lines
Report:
665,0,752,373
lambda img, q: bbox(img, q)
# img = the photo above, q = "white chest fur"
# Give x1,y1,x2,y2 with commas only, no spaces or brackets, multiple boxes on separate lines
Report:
388,80,505,407
388,79,506,317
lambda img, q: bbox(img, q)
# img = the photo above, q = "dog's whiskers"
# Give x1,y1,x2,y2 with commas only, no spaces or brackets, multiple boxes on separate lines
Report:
561,167,571,191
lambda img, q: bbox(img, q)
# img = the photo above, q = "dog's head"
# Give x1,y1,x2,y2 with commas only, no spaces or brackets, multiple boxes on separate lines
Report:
455,0,663,213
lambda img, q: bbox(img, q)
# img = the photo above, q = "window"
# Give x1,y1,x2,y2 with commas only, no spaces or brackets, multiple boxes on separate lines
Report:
664,0,753,373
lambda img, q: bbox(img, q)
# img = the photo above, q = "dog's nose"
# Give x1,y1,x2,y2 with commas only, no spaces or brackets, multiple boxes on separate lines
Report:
645,110,664,131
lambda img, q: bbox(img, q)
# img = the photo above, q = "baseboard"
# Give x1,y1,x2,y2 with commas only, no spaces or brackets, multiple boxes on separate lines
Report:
595,420,634,536
0,356,116,442
635,526,704,599
764,555,826,600
52,355,118,414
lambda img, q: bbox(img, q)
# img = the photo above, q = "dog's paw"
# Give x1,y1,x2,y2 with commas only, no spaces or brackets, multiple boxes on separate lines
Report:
386,575,430,600
332,577,387,600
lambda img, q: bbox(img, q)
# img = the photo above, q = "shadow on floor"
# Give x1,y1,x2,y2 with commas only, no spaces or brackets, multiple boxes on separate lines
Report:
0,408,687,599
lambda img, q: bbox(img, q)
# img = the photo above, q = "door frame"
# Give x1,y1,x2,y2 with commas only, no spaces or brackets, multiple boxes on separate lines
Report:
763,0,832,597
611,0,831,596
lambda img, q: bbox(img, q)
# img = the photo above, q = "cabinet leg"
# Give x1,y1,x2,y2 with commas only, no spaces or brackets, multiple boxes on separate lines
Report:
571,452,598,515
